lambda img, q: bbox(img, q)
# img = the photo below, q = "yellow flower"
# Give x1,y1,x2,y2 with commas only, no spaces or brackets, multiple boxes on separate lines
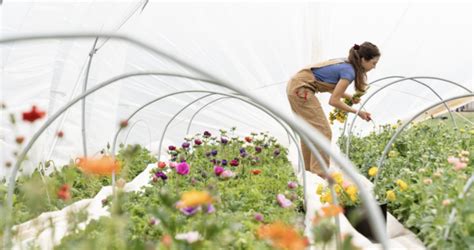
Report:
345,185,358,196
388,150,398,158
460,128,465,133
368,167,378,177
334,185,342,195
330,172,343,185
386,190,396,202
177,190,213,208
320,192,333,203
316,184,324,195
469,129,474,135
395,179,408,191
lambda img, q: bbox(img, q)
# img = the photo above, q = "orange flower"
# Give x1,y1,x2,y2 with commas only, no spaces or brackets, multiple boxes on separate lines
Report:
77,156,121,176
251,169,262,175
321,204,343,217
176,190,213,208
257,222,307,250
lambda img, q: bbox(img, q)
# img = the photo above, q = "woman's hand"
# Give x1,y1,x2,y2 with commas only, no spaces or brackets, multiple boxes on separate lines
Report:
357,110,372,121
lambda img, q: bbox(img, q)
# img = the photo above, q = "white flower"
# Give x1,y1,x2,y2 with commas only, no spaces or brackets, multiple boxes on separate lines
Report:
175,231,202,243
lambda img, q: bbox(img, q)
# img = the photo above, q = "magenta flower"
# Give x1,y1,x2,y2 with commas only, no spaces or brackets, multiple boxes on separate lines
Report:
182,142,190,149
168,145,176,151
276,194,292,208
176,162,190,175
254,213,264,222
207,204,215,213
214,165,224,176
287,181,298,189
230,159,239,166
255,146,262,153
194,139,202,145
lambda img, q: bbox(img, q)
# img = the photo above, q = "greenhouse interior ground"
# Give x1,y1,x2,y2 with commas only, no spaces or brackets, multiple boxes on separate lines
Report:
1,1,473,250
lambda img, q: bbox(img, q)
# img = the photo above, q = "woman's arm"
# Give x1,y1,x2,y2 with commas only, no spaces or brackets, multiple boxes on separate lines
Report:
329,79,371,121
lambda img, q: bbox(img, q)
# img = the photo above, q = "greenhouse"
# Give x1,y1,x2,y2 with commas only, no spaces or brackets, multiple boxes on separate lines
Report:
0,1,473,250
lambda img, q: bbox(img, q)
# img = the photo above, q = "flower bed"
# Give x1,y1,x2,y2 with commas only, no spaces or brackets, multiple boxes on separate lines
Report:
56,130,307,249
338,122,474,248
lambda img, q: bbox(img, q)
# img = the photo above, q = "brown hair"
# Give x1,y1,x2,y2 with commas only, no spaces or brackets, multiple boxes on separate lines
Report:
347,42,380,92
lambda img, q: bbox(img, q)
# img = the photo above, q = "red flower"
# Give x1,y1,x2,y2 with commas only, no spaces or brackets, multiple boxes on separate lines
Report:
15,136,25,144
158,161,167,169
245,136,252,143
57,184,71,200
57,131,64,138
22,105,46,123
251,169,262,175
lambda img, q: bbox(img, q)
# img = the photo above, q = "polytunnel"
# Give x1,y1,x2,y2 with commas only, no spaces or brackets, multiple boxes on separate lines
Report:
0,1,473,250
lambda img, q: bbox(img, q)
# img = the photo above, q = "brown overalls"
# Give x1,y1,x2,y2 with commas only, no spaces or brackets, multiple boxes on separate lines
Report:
286,59,346,176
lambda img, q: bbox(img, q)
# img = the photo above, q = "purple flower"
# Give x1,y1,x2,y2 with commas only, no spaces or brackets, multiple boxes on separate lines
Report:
255,146,262,153
180,206,200,216
239,148,246,154
207,204,215,213
287,181,298,189
220,137,228,144
194,139,202,145
176,162,190,175
182,142,190,149
203,131,211,138
240,151,248,158
155,171,168,181
221,159,228,166
149,218,157,225
214,165,224,176
274,149,280,156
211,149,218,156
230,159,239,167
254,213,264,222
168,145,176,151
276,194,292,208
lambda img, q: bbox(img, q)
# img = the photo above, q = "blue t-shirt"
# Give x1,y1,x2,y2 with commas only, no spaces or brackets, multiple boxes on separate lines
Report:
311,62,355,84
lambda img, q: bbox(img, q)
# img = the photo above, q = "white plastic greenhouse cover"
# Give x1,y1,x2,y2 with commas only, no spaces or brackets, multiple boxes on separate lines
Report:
0,1,472,179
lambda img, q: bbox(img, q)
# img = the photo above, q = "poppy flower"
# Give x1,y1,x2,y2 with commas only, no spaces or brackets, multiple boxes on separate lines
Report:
22,105,46,123
251,169,262,175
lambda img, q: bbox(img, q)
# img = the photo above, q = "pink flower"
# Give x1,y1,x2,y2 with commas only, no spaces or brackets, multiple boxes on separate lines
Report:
276,194,292,208
176,162,190,175
447,156,459,164
442,199,451,206
220,170,234,179
214,165,224,176
454,161,467,171
342,180,351,189
254,213,264,222
287,181,298,189
169,162,177,168
423,178,432,185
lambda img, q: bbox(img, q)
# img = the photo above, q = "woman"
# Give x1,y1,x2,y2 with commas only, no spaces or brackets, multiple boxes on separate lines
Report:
287,42,380,177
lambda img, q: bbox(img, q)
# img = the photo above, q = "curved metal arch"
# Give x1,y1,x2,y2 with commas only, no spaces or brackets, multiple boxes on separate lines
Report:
1,33,388,247
373,93,474,184
345,76,472,156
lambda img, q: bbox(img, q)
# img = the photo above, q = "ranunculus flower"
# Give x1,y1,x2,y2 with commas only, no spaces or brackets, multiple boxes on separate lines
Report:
168,145,176,151
194,139,202,145
368,166,378,177
214,165,224,176
22,105,46,123
175,231,202,244
220,170,235,179
158,161,167,169
155,171,168,181
276,194,292,208
15,136,25,144
221,159,228,166
245,136,252,143
254,213,264,222
230,159,239,166
177,190,213,208
386,190,396,202
395,179,408,191
211,149,218,156
182,142,190,149
255,146,262,153
77,156,121,176
287,181,298,189
251,169,262,175
57,184,71,201
203,131,211,138
176,162,190,175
